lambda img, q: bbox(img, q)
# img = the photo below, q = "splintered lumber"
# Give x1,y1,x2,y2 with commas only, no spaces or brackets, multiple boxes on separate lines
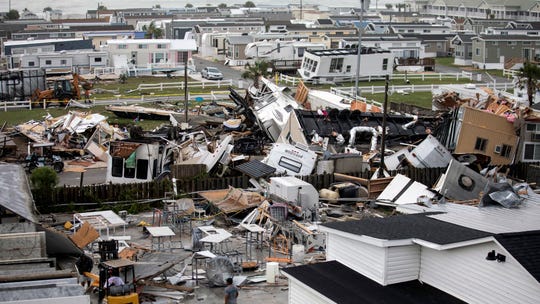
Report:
333,173,369,186
292,220,313,235
143,280,195,293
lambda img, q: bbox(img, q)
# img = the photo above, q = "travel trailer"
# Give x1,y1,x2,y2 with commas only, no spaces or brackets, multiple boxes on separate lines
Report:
297,47,394,83
245,40,326,61
106,132,233,184
263,142,318,176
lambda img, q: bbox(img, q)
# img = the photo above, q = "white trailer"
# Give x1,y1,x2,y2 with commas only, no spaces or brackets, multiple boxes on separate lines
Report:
298,47,394,83
245,40,326,61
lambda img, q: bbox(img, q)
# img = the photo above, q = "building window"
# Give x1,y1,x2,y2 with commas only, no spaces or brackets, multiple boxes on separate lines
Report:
136,159,149,179
28,61,35,67
524,143,540,160
311,61,318,72
157,44,166,49
118,44,127,49
346,65,351,72
382,58,388,70
138,44,148,49
94,57,102,63
474,137,487,151
111,157,123,177
507,41,516,46
45,60,52,65
60,59,67,65
501,145,512,158
526,123,540,132
475,48,480,55
329,58,344,73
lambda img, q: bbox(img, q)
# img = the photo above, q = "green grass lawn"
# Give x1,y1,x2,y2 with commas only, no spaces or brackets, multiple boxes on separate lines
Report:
360,91,434,109
434,57,456,67
0,104,177,130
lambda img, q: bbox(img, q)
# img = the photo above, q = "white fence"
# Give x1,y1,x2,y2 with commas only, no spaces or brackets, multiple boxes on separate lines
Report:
331,82,514,97
128,80,234,93
503,69,519,79
277,72,478,86
1,100,32,112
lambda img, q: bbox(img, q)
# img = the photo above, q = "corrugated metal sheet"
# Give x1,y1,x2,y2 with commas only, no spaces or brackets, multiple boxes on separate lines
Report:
288,278,335,304
0,164,37,223
384,245,420,284
397,195,540,234
327,233,386,285
420,242,540,304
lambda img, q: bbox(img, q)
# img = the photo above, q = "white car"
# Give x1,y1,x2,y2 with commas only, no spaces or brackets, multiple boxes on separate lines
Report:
201,67,224,80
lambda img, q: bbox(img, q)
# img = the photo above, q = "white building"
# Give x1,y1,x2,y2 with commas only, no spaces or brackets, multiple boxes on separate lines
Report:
283,191,540,303
17,50,108,74
105,39,197,75
245,40,326,61
298,47,394,83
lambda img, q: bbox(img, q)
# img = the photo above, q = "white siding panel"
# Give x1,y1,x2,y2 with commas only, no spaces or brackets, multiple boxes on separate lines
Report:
327,233,386,284
385,245,421,284
420,242,540,304
288,278,335,304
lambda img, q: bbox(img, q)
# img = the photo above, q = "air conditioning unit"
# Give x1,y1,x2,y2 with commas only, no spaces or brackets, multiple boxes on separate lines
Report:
494,145,502,154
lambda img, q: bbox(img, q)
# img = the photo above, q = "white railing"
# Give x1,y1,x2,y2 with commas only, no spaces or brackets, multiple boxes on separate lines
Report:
278,72,477,86
1,100,32,112
503,69,519,79
278,73,302,86
128,80,234,93
331,82,515,96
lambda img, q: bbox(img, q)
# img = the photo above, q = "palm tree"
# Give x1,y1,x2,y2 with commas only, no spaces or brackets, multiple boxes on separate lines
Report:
241,60,271,89
517,61,540,107
143,21,163,39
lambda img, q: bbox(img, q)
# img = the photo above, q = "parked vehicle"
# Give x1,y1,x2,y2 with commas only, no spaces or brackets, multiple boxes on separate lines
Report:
24,153,64,173
201,67,224,80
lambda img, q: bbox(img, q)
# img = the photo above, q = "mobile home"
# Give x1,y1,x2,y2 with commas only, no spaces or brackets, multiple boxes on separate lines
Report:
298,47,394,83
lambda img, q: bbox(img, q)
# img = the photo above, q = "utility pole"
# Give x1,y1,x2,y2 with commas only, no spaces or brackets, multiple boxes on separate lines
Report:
184,52,189,123
354,0,364,100
379,74,389,178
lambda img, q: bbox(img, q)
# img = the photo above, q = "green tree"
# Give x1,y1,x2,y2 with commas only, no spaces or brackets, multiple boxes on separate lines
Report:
6,9,19,20
396,3,406,12
517,62,540,107
385,3,393,9
143,21,163,39
241,60,271,89
185,3,194,8
244,1,256,8
154,4,161,8
98,5,107,10
43,7,53,12
30,167,58,208
218,3,227,8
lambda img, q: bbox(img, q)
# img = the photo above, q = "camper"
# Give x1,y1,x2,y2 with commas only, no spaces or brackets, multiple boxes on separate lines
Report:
245,40,326,61
263,142,317,176
106,138,175,184
106,132,233,184
298,47,394,83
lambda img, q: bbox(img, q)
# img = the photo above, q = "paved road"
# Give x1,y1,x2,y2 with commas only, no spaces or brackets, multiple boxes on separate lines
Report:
59,167,107,186
192,55,251,88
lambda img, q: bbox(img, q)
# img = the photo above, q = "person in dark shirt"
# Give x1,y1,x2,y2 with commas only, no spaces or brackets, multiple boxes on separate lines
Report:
75,253,94,288
224,277,239,304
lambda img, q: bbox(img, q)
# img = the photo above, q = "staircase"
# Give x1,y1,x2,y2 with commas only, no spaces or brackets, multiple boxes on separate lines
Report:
504,58,525,70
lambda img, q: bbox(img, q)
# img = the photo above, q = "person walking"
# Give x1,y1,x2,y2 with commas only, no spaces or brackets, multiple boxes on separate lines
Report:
75,253,94,288
224,277,239,304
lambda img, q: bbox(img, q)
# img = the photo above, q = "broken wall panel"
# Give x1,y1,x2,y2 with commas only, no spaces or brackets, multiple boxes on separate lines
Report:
433,159,488,201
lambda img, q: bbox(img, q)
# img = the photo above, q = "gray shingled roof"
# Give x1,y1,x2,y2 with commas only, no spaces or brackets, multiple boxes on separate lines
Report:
322,213,492,245
495,231,540,283
282,261,466,304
